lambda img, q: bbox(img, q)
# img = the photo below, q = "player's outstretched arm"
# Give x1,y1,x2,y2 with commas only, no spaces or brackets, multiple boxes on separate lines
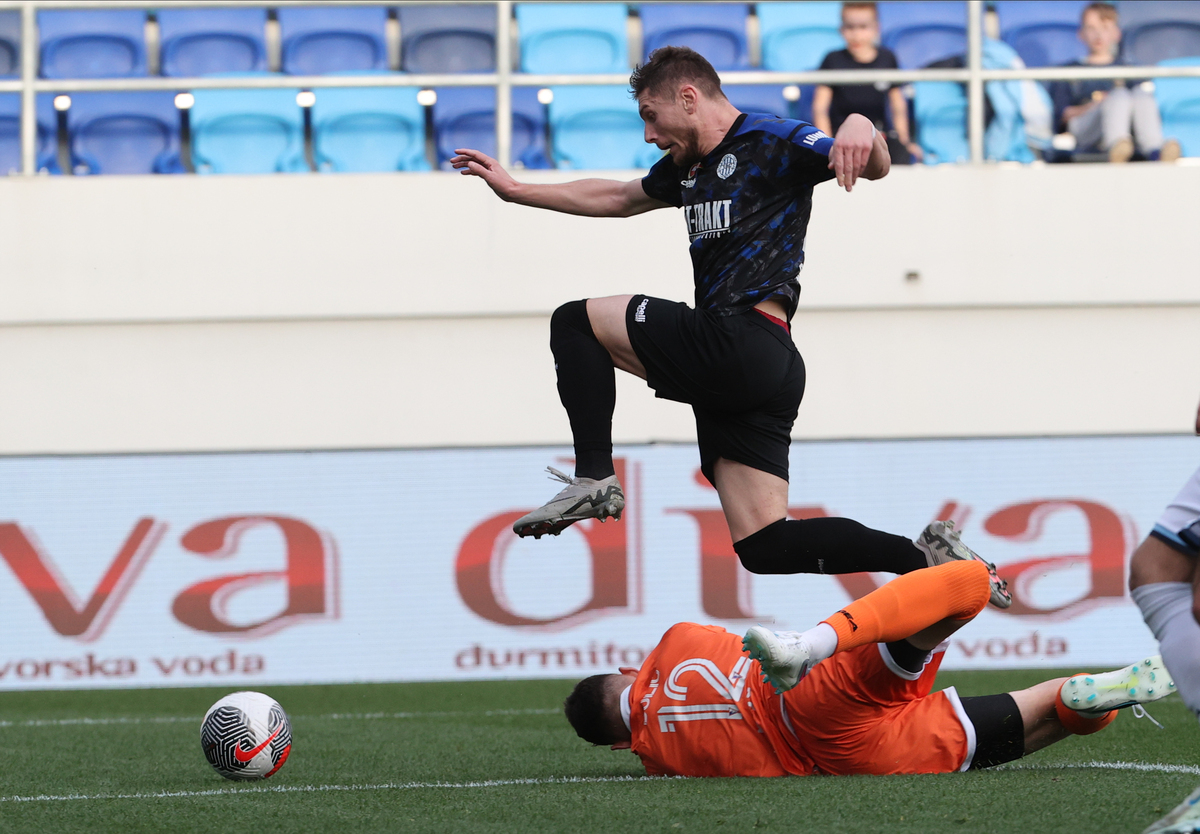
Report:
450,148,669,218
827,113,890,192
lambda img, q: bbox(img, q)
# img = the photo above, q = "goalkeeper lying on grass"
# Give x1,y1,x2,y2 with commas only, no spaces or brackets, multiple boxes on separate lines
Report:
566,559,1172,777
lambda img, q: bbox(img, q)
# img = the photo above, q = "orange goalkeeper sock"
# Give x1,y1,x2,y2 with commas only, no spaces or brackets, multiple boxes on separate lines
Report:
821,560,991,652
1054,688,1117,735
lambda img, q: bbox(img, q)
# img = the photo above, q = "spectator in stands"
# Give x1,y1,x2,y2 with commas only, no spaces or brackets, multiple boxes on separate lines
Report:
1048,2,1180,163
812,2,922,164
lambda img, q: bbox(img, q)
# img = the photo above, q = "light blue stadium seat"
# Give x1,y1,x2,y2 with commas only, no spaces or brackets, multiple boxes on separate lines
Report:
879,1,967,69
758,2,844,72
913,81,968,164
433,86,549,169
399,4,497,73
1156,57,1200,157
996,1,1090,68
639,4,750,70
0,11,19,78
38,9,147,78
68,91,184,175
158,8,268,77
725,84,790,118
311,85,429,172
549,85,660,169
189,85,307,174
1118,1,1200,65
279,6,388,75
517,4,629,74
0,92,58,174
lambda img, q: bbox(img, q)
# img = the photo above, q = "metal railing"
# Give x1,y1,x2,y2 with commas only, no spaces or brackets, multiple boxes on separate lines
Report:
5,0,1200,173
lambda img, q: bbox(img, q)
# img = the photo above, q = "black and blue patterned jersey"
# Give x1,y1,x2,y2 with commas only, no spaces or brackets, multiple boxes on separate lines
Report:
640,113,836,319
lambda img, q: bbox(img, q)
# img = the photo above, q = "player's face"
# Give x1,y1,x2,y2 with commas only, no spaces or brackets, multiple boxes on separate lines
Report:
638,89,704,167
840,8,879,50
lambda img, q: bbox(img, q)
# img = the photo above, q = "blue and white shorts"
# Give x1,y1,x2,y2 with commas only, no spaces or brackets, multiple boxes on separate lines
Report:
1151,464,1200,556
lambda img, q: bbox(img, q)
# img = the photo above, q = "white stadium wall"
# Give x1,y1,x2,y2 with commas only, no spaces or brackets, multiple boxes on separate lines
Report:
0,163,1197,687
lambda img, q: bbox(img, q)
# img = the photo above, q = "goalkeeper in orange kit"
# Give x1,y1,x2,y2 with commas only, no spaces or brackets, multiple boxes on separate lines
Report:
565,560,1174,777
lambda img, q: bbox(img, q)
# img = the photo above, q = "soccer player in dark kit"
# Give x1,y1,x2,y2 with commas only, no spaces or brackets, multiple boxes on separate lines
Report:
452,46,1009,602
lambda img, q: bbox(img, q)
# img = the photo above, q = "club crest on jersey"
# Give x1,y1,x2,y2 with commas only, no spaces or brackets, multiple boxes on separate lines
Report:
716,153,737,179
684,199,732,241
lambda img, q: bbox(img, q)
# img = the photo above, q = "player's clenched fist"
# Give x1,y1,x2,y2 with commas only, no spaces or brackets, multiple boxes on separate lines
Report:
450,148,520,201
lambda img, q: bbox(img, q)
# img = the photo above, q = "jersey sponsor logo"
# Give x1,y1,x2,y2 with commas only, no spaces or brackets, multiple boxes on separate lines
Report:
716,153,737,179
634,298,649,323
682,162,700,188
684,199,733,241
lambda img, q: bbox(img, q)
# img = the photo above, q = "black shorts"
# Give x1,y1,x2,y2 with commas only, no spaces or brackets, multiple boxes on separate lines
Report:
624,295,806,485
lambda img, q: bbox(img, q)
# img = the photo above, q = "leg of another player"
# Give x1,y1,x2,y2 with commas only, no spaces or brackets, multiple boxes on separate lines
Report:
716,457,930,575
1130,536,1200,719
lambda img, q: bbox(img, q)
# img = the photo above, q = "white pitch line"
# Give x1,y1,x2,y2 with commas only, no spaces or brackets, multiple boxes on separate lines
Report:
0,775,665,804
0,707,559,729
2,762,1198,804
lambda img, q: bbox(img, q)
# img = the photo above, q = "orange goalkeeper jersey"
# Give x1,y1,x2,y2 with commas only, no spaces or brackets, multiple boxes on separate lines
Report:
628,623,816,777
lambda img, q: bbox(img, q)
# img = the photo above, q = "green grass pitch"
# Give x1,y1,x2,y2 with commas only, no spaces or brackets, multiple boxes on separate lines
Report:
0,670,1197,834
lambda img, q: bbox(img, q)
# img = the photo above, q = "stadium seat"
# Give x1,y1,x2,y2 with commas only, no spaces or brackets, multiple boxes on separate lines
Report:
158,8,268,77
67,91,184,175
724,84,790,118
398,4,497,73
638,4,750,70
311,85,429,172
1118,1,1200,65
548,84,661,169
757,2,844,72
995,1,1090,68
433,86,549,169
0,92,58,174
913,81,969,164
0,11,19,78
878,1,967,69
189,85,307,174
1155,57,1200,157
279,6,388,75
38,9,147,78
516,3,630,74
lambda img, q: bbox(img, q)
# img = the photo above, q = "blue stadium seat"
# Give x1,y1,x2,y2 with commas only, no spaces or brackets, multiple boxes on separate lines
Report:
1118,1,1200,65
757,2,844,72
0,11,19,78
311,86,429,172
639,4,749,70
38,10,147,78
996,1,1090,68
0,93,58,174
724,84,790,118
279,6,388,75
913,81,969,164
433,86,549,169
878,1,967,69
189,85,307,174
517,3,629,74
548,85,661,169
158,8,268,77
1156,57,1200,156
399,4,497,73
68,91,183,175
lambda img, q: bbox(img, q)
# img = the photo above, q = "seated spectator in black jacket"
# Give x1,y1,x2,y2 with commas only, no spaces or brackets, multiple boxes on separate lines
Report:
813,2,922,164
1047,2,1180,162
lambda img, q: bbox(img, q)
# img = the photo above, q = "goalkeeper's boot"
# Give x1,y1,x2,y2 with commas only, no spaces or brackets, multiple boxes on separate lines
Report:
512,466,624,539
742,627,815,695
1060,655,1176,718
915,520,1012,609
1142,785,1200,834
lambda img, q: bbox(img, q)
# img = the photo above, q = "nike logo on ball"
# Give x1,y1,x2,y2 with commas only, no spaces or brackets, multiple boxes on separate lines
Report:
234,725,282,763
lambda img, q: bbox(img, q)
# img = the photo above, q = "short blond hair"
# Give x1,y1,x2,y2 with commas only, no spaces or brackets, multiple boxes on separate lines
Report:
1082,2,1118,25
841,2,879,19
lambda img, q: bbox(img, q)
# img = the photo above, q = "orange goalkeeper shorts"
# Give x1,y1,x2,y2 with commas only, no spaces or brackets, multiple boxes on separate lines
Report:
779,642,976,775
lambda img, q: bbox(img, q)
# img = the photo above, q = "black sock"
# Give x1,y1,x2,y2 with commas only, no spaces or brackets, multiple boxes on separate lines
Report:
549,300,616,481
733,517,928,575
